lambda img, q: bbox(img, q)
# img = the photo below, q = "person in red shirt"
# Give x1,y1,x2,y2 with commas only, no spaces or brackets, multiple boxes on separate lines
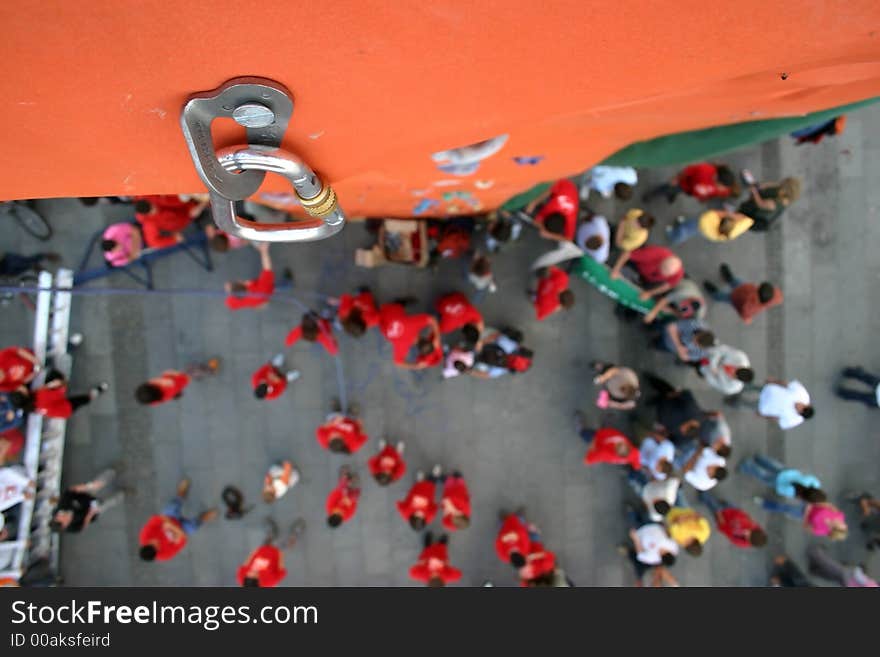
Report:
285,312,339,356
435,292,484,340
703,263,783,325
526,179,579,242
697,491,767,548
225,243,276,311
252,354,301,401
379,302,441,369
12,369,108,419
628,245,685,301
368,439,406,485
315,412,368,454
238,544,286,588
644,162,739,203
135,370,192,405
134,195,207,249
532,266,575,320
0,428,24,466
519,541,557,586
495,511,534,568
397,466,441,530
334,287,380,337
440,471,471,531
408,531,462,586
326,466,361,528
237,517,305,587
139,478,217,562
582,426,641,469
414,330,444,369
432,223,473,260
0,346,40,393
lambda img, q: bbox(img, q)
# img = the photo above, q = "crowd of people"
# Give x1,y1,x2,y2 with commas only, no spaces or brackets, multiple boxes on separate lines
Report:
1,152,878,587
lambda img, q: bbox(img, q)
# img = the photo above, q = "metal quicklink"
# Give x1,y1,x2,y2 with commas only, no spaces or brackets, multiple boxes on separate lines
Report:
181,77,345,242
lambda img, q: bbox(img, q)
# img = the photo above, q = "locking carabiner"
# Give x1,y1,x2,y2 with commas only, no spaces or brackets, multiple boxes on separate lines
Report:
180,77,345,242
211,145,344,242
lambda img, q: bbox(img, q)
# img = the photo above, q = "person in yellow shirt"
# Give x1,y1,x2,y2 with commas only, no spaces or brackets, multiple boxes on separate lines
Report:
609,209,655,279
666,210,753,245
665,506,711,556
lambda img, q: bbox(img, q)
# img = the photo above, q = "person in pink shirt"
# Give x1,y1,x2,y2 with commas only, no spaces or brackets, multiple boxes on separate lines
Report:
754,496,848,540
101,222,143,267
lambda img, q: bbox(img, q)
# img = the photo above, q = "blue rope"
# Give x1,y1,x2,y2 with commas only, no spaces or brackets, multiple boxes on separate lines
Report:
6,281,353,412
0,284,312,312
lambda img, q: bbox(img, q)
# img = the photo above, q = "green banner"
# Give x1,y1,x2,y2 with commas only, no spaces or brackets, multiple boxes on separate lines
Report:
572,256,670,319
601,96,879,168
499,95,880,210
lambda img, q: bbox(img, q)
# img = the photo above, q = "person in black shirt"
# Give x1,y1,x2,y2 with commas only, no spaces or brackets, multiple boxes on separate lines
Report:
643,372,706,445
50,468,123,533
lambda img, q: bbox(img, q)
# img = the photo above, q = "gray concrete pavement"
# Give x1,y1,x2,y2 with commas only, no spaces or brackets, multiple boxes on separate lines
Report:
2,104,879,586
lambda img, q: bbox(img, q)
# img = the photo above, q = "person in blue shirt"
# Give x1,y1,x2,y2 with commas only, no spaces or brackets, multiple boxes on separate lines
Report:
0,393,24,434
737,453,826,502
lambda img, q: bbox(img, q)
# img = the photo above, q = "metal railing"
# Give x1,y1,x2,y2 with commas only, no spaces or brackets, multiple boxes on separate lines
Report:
0,268,73,582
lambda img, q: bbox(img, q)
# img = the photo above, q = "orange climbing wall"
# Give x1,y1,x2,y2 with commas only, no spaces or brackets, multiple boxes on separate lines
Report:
2,1,880,217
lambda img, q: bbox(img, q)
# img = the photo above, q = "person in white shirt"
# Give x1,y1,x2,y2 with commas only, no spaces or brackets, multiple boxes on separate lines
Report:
582,166,638,200
0,465,33,513
620,505,678,585
633,523,678,565
629,522,678,566
639,436,676,480
699,344,754,396
262,461,300,503
628,469,681,522
643,478,680,522
750,379,813,430
681,446,727,491
575,214,610,264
